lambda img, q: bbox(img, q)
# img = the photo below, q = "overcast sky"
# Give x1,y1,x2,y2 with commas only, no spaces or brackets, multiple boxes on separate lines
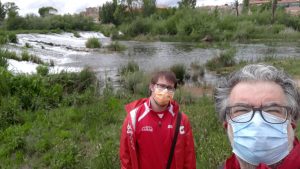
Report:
1,0,236,16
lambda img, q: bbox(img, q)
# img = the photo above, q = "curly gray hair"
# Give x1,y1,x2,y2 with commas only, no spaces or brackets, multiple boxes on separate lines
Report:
214,63,300,121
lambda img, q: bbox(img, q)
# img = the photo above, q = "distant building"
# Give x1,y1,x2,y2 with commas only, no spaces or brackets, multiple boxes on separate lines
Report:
249,0,300,15
80,7,99,22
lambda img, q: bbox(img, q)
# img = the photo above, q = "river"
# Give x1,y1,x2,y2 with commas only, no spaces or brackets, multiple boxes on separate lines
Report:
3,32,300,86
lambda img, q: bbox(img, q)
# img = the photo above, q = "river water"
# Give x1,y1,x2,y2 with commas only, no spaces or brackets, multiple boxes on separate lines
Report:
4,32,300,86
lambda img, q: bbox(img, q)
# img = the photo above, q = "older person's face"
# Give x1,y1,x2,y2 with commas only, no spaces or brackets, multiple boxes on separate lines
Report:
227,81,295,162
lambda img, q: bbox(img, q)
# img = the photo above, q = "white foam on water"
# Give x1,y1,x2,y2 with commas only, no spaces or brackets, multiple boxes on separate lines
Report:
7,59,82,75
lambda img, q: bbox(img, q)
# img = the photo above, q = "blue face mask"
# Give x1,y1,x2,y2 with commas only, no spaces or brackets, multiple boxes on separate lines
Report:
230,111,290,165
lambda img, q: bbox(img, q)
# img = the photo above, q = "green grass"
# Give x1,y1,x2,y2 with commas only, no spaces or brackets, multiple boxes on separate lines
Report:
85,38,101,49
0,94,229,168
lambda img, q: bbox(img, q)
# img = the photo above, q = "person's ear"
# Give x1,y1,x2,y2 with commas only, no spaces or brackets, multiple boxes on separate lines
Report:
149,84,155,92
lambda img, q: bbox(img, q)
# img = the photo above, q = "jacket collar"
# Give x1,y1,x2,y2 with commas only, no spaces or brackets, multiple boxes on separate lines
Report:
125,97,179,116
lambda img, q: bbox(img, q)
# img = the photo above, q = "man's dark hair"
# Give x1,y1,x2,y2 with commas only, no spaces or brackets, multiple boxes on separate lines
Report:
150,71,178,89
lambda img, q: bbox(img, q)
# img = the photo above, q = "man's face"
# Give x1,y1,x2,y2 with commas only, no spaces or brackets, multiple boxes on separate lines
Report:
227,81,294,151
150,77,175,106
150,77,175,95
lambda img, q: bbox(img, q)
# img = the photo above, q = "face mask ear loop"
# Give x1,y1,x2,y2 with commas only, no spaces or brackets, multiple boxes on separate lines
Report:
223,121,228,130
291,122,296,129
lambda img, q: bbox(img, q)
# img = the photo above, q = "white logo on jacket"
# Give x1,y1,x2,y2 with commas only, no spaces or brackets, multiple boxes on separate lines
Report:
141,126,153,132
127,124,133,134
180,126,185,134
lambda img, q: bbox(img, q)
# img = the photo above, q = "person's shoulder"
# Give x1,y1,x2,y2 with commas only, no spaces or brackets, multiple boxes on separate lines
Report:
125,98,149,113
179,112,191,123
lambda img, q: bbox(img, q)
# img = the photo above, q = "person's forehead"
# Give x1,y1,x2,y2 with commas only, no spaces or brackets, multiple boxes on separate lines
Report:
229,81,286,106
156,77,174,86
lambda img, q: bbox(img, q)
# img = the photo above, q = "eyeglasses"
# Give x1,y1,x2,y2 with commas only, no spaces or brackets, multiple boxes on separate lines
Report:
155,83,176,93
225,104,291,124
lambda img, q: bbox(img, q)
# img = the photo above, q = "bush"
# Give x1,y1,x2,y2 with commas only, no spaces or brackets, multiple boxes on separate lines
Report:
0,56,8,68
36,66,49,76
122,71,145,94
0,49,20,61
0,96,22,130
21,51,44,64
126,17,152,36
85,37,101,48
73,31,80,38
25,42,31,48
107,41,126,51
206,48,236,71
21,51,30,61
48,67,98,94
170,63,186,84
119,61,139,76
8,33,18,43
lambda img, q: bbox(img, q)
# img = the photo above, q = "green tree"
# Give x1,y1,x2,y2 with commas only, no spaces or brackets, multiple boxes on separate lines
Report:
178,0,196,8
272,0,277,23
234,0,239,16
121,0,142,19
4,2,19,18
100,1,117,24
113,4,127,25
38,6,57,17
242,0,249,14
4,2,23,30
0,1,6,23
142,0,156,16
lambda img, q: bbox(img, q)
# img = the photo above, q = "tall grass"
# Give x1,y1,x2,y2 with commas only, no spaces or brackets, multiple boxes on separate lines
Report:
170,63,186,84
85,38,101,48
205,47,236,73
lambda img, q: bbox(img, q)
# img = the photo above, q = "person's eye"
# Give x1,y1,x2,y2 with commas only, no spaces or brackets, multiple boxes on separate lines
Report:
167,87,175,91
231,106,251,116
263,106,283,115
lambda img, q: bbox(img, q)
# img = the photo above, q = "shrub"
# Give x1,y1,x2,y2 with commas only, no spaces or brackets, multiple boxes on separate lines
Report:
107,41,126,51
0,96,22,130
85,37,101,48
0,68,12,96
21,51,44,64
206,48,236,71
174,87,196,105
25,42,31,48
36,66,49,76
119,61,139,76
189,62,205,82
0,49,20,61
73,31,80,38
49,59,55,67
234,21,255,41
170,63,186,84
21,51,30,61
122,71,145,94
48,67,98,94
0,56,8,68
8,33,18,43
126,17,152,36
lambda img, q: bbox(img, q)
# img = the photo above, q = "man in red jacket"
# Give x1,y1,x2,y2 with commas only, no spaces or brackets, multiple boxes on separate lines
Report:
214,64,300,169
120,70,196,169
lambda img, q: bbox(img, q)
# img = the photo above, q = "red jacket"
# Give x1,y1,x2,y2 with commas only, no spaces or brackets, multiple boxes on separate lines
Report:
223,137,300,169
120,98,196,169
